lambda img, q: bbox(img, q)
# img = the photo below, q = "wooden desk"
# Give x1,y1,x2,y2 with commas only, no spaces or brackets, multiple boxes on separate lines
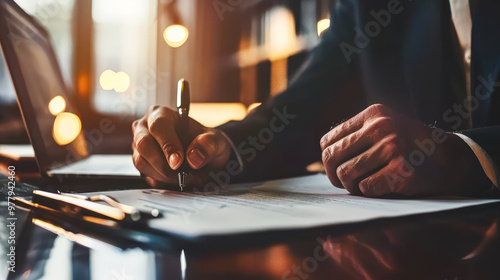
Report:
2,176,500,280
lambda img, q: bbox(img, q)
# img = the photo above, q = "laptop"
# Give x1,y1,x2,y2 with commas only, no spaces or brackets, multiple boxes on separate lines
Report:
0,0,141,180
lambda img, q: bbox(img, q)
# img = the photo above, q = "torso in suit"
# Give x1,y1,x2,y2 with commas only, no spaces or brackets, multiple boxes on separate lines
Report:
218,0,500,184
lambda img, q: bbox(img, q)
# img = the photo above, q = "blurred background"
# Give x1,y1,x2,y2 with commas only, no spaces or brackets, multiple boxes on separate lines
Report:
0,0,332,152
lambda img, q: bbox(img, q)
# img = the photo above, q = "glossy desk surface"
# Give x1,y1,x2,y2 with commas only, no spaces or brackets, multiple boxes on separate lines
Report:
1,176,500,280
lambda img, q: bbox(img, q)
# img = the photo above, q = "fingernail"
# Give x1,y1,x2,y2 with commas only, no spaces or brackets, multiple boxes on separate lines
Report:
169,153,181,170
188,148,206,169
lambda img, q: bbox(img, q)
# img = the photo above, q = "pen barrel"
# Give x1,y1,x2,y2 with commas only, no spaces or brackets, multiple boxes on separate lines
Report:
176,114,191,173
176,78,191,187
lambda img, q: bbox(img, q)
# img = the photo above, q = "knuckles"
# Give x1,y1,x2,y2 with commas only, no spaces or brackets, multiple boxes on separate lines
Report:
367,116,396,132
358,177,374,196
322,147,334,166
338,120,352,135
379,133,401,157
133,154,145,169
336,163,350,183
322,148,344,188
160,141,176,155
366,103,392,117
135,134,153,155
147,107,177,131
363,116,399,143
320,135,329,151
147,116,162,133
196,133,219,154
320,104,412,197
386,156,414,193
148,105,160,113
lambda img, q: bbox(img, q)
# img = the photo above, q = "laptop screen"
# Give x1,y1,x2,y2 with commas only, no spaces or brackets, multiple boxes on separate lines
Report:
0,0,88,174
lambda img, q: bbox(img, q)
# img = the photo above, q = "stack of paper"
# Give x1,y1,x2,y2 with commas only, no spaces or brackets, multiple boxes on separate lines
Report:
85,174,499,238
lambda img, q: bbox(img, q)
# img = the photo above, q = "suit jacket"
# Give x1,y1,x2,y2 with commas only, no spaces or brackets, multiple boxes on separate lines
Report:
218,0,500,184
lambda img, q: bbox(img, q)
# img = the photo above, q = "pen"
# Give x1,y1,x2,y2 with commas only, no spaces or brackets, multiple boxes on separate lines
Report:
13,190,161,224
176,78,190,191
58,192,160,221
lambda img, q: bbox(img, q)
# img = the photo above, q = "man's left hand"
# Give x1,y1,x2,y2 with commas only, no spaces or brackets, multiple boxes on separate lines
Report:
320,104,490,197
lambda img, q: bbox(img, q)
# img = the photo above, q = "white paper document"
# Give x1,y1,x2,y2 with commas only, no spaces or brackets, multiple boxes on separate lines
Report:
85,174,499,238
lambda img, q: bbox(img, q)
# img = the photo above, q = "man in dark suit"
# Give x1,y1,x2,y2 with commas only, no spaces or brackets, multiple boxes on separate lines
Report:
132,0,499,197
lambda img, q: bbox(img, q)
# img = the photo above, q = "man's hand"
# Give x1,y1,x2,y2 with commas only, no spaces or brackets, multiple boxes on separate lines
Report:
320,104,489,197
132,105,231,187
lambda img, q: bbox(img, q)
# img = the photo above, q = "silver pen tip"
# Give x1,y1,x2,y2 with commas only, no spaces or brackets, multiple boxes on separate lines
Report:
178,172,187,191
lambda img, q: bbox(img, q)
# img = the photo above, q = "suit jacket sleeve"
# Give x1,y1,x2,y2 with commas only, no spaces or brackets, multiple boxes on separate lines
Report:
217,0,360,182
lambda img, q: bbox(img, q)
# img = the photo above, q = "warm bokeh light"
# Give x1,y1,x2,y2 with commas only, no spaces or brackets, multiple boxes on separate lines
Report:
99,70,116,91
78,74,89,96
113,72,131,93
268,7,297,60
99,70,130,92
190,103,247,127
52,112,82,146
48,95,66,116
163,24,189,48
247,103,262,113
317,19,331,36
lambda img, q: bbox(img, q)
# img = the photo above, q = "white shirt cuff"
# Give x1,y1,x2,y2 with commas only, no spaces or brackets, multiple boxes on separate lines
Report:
454,133,498,188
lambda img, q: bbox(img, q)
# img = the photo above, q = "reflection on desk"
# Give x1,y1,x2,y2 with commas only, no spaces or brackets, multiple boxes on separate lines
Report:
4,202,500,280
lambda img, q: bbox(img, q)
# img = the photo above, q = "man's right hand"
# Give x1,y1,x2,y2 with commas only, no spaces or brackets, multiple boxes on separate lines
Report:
132,105,232,187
